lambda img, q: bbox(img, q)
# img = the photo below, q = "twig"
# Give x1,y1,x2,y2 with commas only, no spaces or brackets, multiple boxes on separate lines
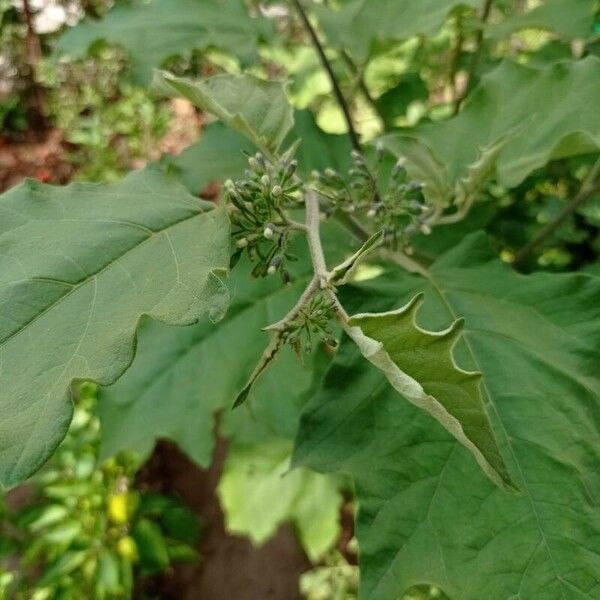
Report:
513,158,600,267
453,0,493,114
290,0,361,152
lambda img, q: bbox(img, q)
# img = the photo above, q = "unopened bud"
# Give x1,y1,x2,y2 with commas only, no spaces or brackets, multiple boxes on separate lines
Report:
260,174,270,187
268,255,282,274
287,160,298,176
271,185,282,198
263,223,275,239
367,207,377,218
420,223,432,235
224,179,235,192
236,237,249,249
324,168,337,178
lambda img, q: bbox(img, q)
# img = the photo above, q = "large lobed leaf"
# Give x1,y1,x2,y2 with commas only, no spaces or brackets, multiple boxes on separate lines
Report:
315,0,480,63
0,168,230,487
382,57,600,206
54,0,273,84
294,233,600,599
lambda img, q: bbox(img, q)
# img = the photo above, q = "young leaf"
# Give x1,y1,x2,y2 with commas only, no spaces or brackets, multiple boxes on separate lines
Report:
295,233,600,600
53,0,273,84
156,71,294,155
347,294,514,490
0,168,230,487
328,230,384,286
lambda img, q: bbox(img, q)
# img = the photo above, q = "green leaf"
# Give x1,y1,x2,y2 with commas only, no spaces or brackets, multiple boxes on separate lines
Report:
161,123,254,196
346,294,513,490
329,231,384,286
133,519,170,573
156,71,294,155
160,109,351,197
98,223,354,463
295,233,600,599
99,264,323,465
0,168,230,487
381,58,600,201
488,0,597,41
217,441,342,562
375,74,428,129
315,0,480,63
54,0,273,84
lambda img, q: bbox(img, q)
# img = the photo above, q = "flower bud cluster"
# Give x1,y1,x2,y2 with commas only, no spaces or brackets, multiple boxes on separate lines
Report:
281,293,337,355
227,147,302,280
311,150,429,248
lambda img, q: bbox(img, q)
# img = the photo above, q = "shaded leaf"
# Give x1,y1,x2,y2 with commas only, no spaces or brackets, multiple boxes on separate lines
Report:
217,441,342,561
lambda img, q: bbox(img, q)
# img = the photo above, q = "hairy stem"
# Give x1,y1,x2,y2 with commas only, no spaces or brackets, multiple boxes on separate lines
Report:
290,0,361,152
513,158,600,267
305,191,329,279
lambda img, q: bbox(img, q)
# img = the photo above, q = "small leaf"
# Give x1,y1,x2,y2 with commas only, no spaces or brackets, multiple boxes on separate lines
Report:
156,71,294,155
347,294,515,490
328,231,384,286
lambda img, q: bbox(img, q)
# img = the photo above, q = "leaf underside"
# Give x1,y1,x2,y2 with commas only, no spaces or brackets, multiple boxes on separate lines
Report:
0,168,230,486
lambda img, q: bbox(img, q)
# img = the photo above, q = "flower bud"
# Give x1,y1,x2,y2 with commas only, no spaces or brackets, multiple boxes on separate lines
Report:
267,255,282,275
263,223,275,239
236,237,249,249
420,223,432,235
260,174,270,187
271,185,282,198
248,156,259,171
324,168,337,178
224,179,235,192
